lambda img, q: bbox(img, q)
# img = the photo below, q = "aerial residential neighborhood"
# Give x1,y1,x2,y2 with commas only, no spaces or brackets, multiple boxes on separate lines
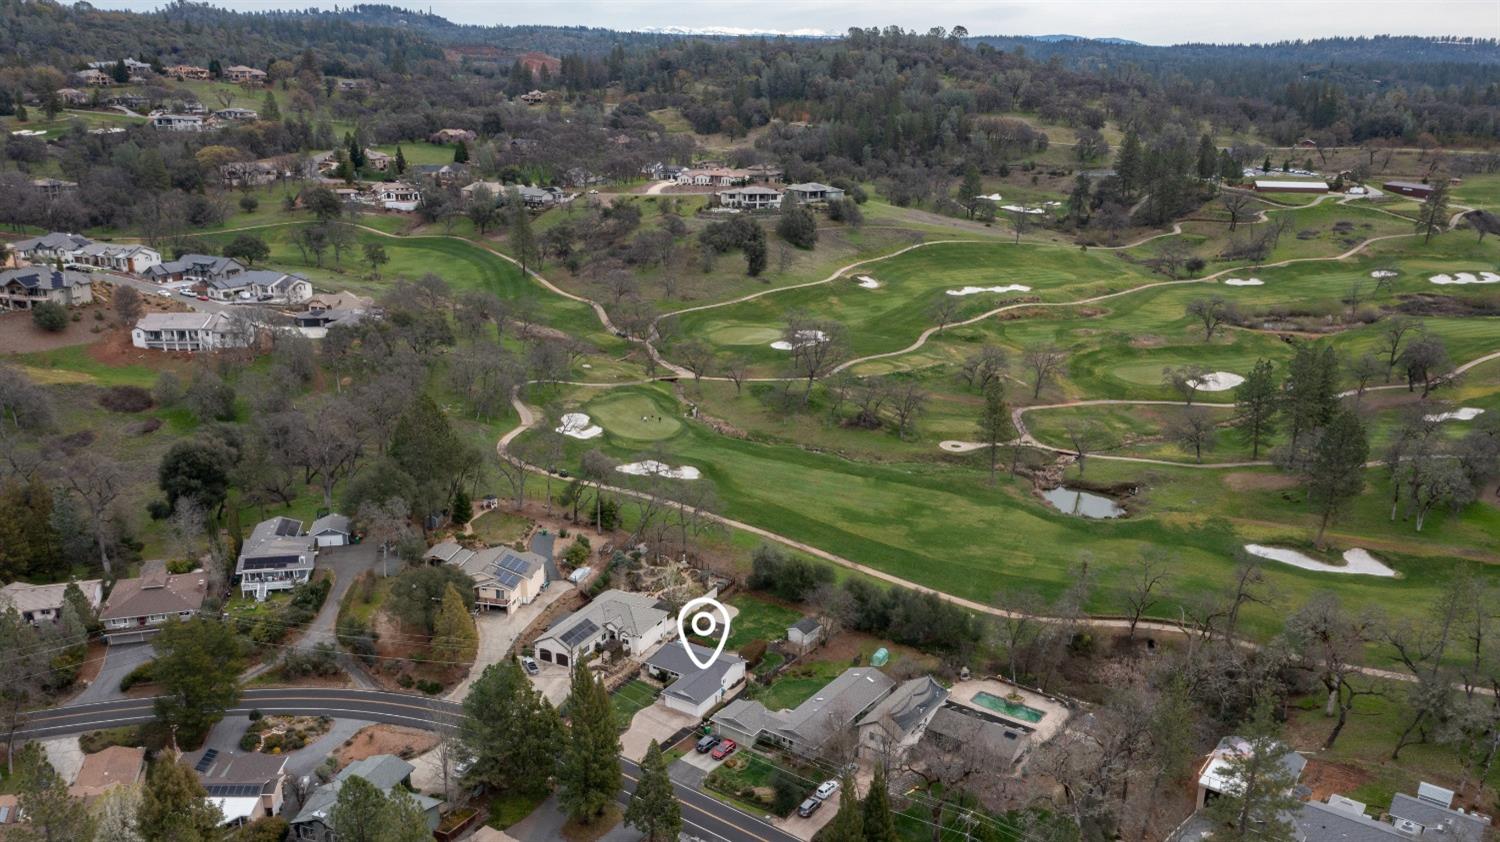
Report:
0,2,1497,842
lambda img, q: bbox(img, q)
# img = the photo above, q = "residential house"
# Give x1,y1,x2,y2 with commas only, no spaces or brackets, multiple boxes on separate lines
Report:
519,89,548,105
460,180,505,201
644,642,747,718
131,312,246,352
74,242,162,274
167,65,212,80
747,163,784,183
30,178,78,200
335,78,370,92
678,168,751,187
88,58,151,78
411,163,472,188
784,182,846,203
717,185,783,210
225,65,268,84
289,755,441,842
75,69,113,87
12,232,92,264
205,269,313,304
292,303,366,337
533,589,673,667
0,267,94,310
55,87,90,105
364,149,393,171
429,128,477,144
565,167,606,188
369,181,422,212
856,676,948,760
642,162,686,181
1195,735,1308,809
235,516,317,600
712,667,896,758
309,514,352,547
109,93,151,111
1389,784,1491,841
517,185,565,208
1251,179,1329,194
220,160,280,188
425,540,547,612
151,112,206,132
0,579,103,626
144,254,245,284
1384,180,1435,199
212,107,259,122
921,704,1032,768
786,617,823,652
183,748,289,826
68,746,146,800
99,560,208,643
1169,781,1491,842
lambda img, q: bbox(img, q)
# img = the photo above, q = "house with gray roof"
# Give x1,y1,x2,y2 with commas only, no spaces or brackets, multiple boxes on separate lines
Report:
784,182,846,203
921,703,1032,768
1196,735,1308,809
144,254,245,284
181,748,288,826
236,516,317,600
131,312,246,352
309,514,351,547
74,241,161,274
787,616,823,652
0,267,94,310
1169,783,1492,842
11,232,92,263
1389,787,1490,842
856,675,949,760
425,539,547,612
645,641,747,718
712,667,896,758
289,755,441,842
533,589,672,667
0,579,102,627
717,185,784,210
202,269,312,304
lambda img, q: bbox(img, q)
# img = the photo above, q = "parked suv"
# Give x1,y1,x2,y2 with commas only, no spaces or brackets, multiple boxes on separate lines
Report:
694,734,720,753
798,797,822,818
520,656,539,676
814,780,839,800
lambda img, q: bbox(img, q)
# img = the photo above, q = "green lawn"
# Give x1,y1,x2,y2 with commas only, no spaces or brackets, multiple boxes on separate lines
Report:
757,657,849,711
469,509,533,545
726,594,803,650
611,679,658,731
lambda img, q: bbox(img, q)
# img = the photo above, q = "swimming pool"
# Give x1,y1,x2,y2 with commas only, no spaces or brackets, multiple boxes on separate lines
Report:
971,691,1046,723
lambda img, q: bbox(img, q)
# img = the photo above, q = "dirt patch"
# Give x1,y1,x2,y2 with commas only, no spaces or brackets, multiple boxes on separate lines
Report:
0,307,110,354
1130,335,1167,349
334,724,439,768
1222,472,1300,492
73,640,107,691
1298,759,1372,803
1391,292,1500,318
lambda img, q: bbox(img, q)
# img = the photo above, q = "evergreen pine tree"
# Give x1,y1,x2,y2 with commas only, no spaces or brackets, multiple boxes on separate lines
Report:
453,140,470,163
861,763,898,842
1204,700,1303,842
432,583,477,663
450,486,471,526
1233,358,1279,459
958,164,983,217
261,90,280,120
13,743,97,841
558,662,622,823
1415,179,1451,244
820,771,864,842
384,787,438,842
624,740,680,841
1197,132,1218,179
327,775,387,842
14,103,27,122
1303,408,1369,549
111,59,130,83
136,752,224,840
394,145,407,174
509,200,538,273
461,659,563,797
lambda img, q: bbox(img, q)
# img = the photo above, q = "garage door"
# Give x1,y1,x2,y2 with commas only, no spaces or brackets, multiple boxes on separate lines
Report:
315,534,346,547
557,653,570,667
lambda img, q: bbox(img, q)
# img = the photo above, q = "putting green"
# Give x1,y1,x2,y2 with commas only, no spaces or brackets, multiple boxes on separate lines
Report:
703,323,784,346
586,392,683,441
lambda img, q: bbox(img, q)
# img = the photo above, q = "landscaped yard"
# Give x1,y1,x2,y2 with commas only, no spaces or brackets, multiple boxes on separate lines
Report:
756,657,849,712
611,679,658,730
726,594,803,650
469,509,533,545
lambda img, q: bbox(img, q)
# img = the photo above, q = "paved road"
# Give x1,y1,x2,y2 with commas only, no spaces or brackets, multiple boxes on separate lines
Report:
69,642,153,705
18,689,798,842
101,271,230,314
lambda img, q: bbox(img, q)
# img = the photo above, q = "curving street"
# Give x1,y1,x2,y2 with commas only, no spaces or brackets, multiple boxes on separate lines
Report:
17,688,798,842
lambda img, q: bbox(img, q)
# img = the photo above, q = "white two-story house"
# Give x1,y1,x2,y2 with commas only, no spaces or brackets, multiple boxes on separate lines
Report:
235,516,317,600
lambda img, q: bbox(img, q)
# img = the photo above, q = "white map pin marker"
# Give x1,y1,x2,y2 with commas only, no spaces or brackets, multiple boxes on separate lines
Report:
677,596,731,670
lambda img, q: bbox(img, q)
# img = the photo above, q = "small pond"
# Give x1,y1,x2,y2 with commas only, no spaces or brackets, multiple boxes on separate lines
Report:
1041,486,1126,519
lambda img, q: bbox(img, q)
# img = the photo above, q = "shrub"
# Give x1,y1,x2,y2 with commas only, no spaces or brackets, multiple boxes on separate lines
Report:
416,679,443,695
747,544,832,603
248,709,262,721
31,302,68,332
740,639,768,667
98,385,154,413
775,207,818,249
119,659,156,691
166,558,196,574
771,770,804,816
80,727,143,754
239,731,261,751
260,733,284,753
396,672,415,689
563,541,590,567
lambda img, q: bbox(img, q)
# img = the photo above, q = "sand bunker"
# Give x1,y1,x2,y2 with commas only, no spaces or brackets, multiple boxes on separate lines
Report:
1222,278,1264,286
1000,204,1046,215
556,412,604,440
1430,272,1500,285
1370,270,1398,279
1188,372,1245,392
1424,407,1485,423
939,441,988,453
1244,544,1397,577
770,330,828,351
946,284,1032,296
616,460,700,480
855,275,881,289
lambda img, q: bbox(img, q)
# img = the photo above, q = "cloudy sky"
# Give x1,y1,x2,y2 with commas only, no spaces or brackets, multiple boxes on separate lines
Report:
85,0,1499,43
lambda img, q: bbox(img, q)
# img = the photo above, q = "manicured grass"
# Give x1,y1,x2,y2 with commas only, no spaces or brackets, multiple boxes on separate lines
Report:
487,789,549,829
469,509,533,545
726,594,803,650
611,679,658,730
585,391,684,442
757,657,849,711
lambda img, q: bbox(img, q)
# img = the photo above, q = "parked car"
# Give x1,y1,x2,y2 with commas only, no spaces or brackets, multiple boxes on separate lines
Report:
710,738,736,760
196,295,209,301
694,734,720,753
815,780,839,801
798,797,822,818
156,289,173,298
178,289,196,297
520,656,539,676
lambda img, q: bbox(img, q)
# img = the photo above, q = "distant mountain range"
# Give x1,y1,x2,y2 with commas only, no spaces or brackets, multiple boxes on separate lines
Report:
1032,34,1144,46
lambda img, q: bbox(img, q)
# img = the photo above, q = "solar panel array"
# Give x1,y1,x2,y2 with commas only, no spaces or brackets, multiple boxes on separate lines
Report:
242,556,303,570
206,783,263,798
194,749,219,773
273,518,301,537
486,551,535,589
559,618,599,648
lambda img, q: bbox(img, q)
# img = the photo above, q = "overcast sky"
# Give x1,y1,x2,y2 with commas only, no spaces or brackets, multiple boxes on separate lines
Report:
84,0,1500,43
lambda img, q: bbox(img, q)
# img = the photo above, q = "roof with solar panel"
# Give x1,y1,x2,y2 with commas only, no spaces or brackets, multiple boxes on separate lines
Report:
235,516,317,576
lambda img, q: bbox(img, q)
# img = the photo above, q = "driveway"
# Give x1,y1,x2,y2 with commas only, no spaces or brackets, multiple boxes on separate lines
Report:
527,662,572,707
70,642,153,705
297,543,380,653
101,273,230,314
446,581,574,701
198,714,375,780
776,789,841,841
507,794,642,842
619,703,696,762
40,737,84,785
